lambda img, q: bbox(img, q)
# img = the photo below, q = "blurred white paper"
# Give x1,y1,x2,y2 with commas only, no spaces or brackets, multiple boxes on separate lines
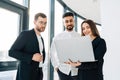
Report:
54,36,95,63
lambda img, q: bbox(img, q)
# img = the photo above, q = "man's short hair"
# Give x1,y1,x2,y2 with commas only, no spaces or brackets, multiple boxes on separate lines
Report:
34,12,47,20
62,12,74,18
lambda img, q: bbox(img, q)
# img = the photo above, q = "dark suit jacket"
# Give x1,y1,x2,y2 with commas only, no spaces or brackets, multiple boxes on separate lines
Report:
77,37,107,80
9,29,45,80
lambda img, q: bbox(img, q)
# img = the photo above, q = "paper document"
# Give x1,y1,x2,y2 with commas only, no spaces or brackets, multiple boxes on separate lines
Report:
54,36,95,63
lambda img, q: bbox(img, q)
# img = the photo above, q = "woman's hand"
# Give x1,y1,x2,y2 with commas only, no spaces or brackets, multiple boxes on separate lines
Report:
64,59,82,67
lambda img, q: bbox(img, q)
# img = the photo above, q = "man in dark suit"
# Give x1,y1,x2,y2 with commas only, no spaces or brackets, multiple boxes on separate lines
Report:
9,12,47,80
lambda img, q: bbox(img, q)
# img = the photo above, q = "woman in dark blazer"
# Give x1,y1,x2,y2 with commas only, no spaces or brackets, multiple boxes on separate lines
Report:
68,19,107,80
9,13,47,80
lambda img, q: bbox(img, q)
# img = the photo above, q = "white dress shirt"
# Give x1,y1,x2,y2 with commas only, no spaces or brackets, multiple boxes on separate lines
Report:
50,30,80,76
36,34,43,68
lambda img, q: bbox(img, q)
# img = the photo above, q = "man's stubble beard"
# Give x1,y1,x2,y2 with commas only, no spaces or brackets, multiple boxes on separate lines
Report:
66,25,74,31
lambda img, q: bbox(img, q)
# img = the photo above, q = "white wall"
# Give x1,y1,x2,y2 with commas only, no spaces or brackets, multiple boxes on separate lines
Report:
101,0,120,80
63,0,101,24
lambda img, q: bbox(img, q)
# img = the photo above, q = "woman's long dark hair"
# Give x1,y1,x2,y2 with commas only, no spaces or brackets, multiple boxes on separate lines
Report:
81,19,100,37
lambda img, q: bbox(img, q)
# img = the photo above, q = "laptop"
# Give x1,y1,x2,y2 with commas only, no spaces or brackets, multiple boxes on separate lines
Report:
54,36,96,63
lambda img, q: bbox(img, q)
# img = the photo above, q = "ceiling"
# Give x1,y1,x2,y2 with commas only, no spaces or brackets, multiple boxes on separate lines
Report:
58,0,101,25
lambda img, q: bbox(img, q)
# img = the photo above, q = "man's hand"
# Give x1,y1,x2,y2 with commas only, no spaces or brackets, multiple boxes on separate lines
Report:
32,53,43,62
55,67,59,71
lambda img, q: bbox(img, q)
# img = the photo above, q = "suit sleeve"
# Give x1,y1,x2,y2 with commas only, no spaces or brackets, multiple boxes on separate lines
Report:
9,32,33,64
76,61,98,70
94,39,107,60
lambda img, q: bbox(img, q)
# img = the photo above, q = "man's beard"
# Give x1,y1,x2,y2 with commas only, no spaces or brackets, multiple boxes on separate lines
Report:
36,27,41,32
36,27,45,32
66,26,74,31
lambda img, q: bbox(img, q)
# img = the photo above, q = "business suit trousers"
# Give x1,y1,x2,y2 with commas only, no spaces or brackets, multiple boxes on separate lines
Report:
33,68,43,80
57,69,77,80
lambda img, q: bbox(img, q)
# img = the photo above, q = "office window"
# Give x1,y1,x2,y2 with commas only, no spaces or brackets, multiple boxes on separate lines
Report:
0,0,28,72
0,8,19,61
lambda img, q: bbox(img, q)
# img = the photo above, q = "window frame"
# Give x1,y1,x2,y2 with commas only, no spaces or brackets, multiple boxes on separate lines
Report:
0,0,29,71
